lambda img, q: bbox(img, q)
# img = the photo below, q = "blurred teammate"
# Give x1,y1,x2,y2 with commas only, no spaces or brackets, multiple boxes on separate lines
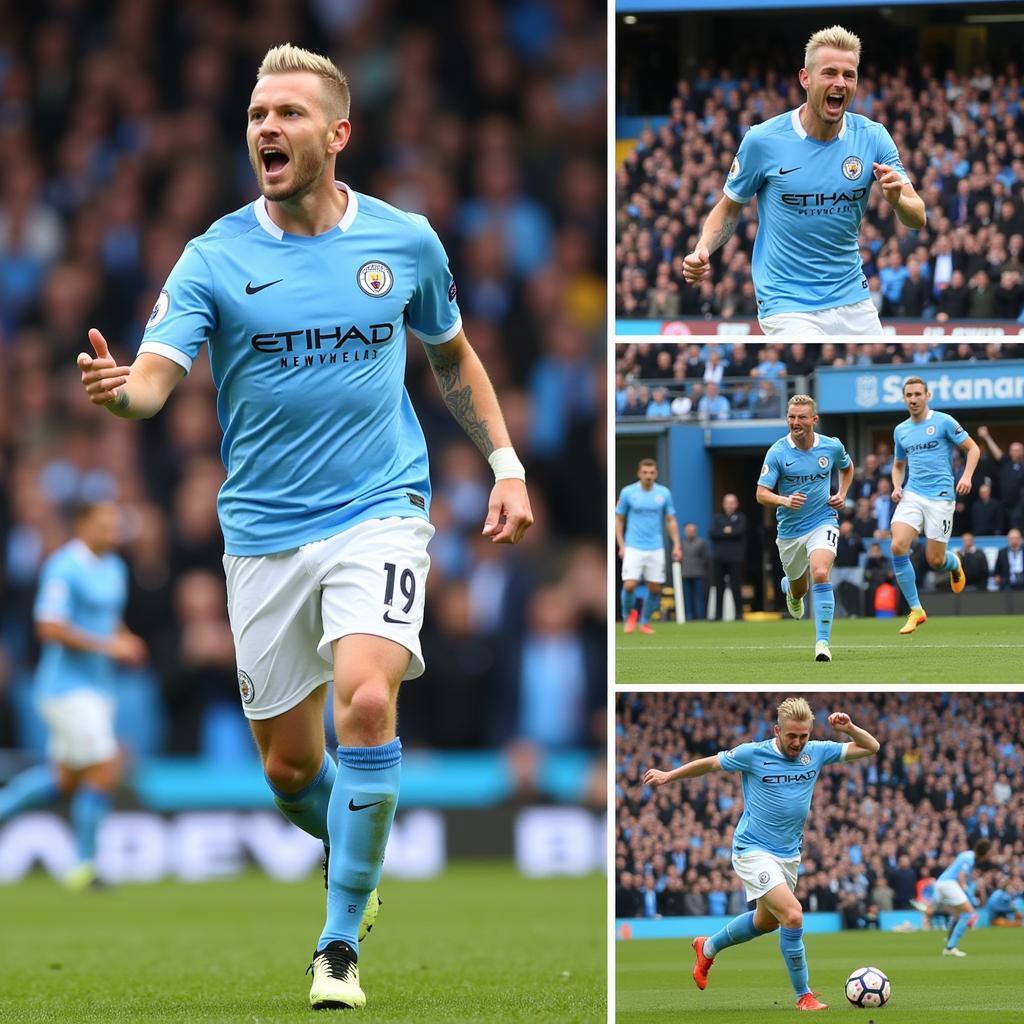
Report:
615,458,681,634
756,395,854,662
77,44,532,1010
643,697,879,1011
0,502,147,889
921,839,993,956
890,377,980,634
681,25,925,335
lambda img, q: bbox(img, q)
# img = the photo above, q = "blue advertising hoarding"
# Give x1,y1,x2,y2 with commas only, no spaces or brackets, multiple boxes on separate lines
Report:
816,361,1024,414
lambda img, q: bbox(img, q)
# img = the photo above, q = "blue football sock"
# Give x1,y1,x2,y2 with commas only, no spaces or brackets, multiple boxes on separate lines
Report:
621,588,633,620
266,749,336,844
947,913,971,949
781,576,790,595
70,786,111,862
0,763,60,822
635,593,647,623
780,925,811,997
319,738,402,953
941,550,959,573
811,583,834,643
704,910,762,958
892,554,921,608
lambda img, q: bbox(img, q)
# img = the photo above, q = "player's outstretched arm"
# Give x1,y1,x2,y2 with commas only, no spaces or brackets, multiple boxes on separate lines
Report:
682,195,744,285
828,712,880,760
643,755,722,788
77,328,185,420
957,436,981,496
423,330,533,544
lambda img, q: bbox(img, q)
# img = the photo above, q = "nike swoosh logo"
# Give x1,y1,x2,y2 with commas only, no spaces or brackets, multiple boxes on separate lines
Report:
779,167,800,175
383,611,413,624
245,279,283,294
785,461,796,467
348,798,386,812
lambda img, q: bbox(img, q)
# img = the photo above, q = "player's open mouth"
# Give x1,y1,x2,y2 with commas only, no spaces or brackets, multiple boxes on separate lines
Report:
825,93,845,115
260,148,290,178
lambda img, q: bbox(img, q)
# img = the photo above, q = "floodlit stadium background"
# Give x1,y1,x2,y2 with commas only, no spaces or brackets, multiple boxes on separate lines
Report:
0,0,606,884
615,0,1024,335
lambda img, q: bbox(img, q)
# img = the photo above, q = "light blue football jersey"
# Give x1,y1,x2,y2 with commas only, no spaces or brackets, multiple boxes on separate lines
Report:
615,482,675,550
33,540,128,699
138,183,462,555
938,850,976,885
758,432,852,539
718,738,847,859
894,410,968,501
723,109,910,317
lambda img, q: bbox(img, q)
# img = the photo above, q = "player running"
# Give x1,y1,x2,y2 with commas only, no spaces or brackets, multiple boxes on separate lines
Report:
756,395,854,662
76,44,532,1010
615,458,682,635
681,25,925,335
0,502,147,889
643,697,879,1011
890,376,980,635
921,839,994,956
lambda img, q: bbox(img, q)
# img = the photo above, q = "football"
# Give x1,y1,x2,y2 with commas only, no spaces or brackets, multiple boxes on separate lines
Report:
845,966,891,1008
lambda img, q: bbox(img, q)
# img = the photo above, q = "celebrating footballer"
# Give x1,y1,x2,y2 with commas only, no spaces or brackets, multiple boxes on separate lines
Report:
644,697,879,1012
681,25,925,335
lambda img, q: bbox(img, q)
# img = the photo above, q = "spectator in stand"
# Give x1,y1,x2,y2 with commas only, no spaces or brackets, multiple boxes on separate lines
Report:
670,389,694,419
646,387,672,419
977,427,1024,513
616,871,642,918
709,494,745,620
620,386,646,417
752,379,782,419
832,519,865,618
994,529,1024,590
703,349,726,386
956,533,991,591
872,478,895,536
784,342,816,378
698,381,731,421
728,343,757,378
753,347,787,380
967,269,998,318
853,454,882,501
971,482,1006,536
680,522,710,621
854,497,880,540
898,258,931,318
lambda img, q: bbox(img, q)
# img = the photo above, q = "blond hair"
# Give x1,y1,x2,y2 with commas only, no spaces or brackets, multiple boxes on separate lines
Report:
257,43,350,121
902,376,928,394
788,393,817,415
805,25,862,71
777,697,814,725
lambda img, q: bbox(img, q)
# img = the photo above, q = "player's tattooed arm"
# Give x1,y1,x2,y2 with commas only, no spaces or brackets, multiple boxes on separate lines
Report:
424,333,510,458
699,196,743,255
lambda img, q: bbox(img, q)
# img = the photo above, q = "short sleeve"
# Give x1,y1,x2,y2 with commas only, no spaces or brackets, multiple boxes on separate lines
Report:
34,561,72,624
137,241,217,373
894,428,906,461
945,414,968,444
662,487,676,517
722,129,765,204
817,739,848,766
407,220,462,345
875,124,910,184
835,438,852,470
757,448,779,489
718,742,755,773
615,488,630,516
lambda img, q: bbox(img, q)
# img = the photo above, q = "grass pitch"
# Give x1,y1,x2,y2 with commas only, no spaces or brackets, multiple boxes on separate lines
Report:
0,862,604,1023
616,615,1024,684
616,929,1024,1022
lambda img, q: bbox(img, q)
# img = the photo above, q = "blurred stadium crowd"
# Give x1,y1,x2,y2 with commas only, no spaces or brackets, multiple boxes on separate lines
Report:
616,62,1024,321
0,0,606,777
616,692,1024,926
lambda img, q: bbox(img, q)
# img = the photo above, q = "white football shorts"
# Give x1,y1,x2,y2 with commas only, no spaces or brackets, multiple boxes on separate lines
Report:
621,545,667,584
890,490,955,543
37,689,118,769
759,297,882,336
733,849,801,901
776,523,840,582
223,516,435,720
933,879,969,908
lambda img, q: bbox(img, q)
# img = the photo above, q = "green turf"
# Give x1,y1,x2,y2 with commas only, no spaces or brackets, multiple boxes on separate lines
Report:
0,862,605,1023
616,615,1024,683
616,929,1024,1022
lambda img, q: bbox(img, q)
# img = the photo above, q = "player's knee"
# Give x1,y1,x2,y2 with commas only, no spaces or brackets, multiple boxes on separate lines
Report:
810,567,830,585
780,906,803,929
337,680,392,742
926,553,945,569
891,542,909,557
263,750,321,794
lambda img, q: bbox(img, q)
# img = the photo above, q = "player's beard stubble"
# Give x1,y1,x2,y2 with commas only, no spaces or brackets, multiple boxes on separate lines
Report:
249,144,328,203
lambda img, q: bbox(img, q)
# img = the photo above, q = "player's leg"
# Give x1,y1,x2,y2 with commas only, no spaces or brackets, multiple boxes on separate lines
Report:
63,754,120,889
641,582,661,633
890,514,927,632
638,549,666,633
0,762,64,823
621,546,642,631
758,883,824,1008
943,900,977,955
808,535,838,662
778,535,809,619
922,497,961,593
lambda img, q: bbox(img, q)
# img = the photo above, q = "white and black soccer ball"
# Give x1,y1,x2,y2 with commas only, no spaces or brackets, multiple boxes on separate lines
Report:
845,966,891,1008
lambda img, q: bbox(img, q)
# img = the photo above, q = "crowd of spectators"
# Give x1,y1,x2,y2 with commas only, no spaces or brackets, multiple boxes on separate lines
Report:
616,692,1024,925
0,1,606,779
616,62,1024,322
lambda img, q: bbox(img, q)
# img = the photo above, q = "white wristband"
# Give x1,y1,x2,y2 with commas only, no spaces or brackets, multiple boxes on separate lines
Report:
487,446,526,482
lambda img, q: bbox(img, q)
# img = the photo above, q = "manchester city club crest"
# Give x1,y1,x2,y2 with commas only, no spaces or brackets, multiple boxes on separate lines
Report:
800,754,811,765
758,871,770,885
818,456,829,468
926,425,936,435
237,669,255,705
842,155,863,181
357,261,394,297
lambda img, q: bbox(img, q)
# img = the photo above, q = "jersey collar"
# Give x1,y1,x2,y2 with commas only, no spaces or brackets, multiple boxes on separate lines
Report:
791,105,847,141
68,538,103,566
787,431,821,449
254,181,359,240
